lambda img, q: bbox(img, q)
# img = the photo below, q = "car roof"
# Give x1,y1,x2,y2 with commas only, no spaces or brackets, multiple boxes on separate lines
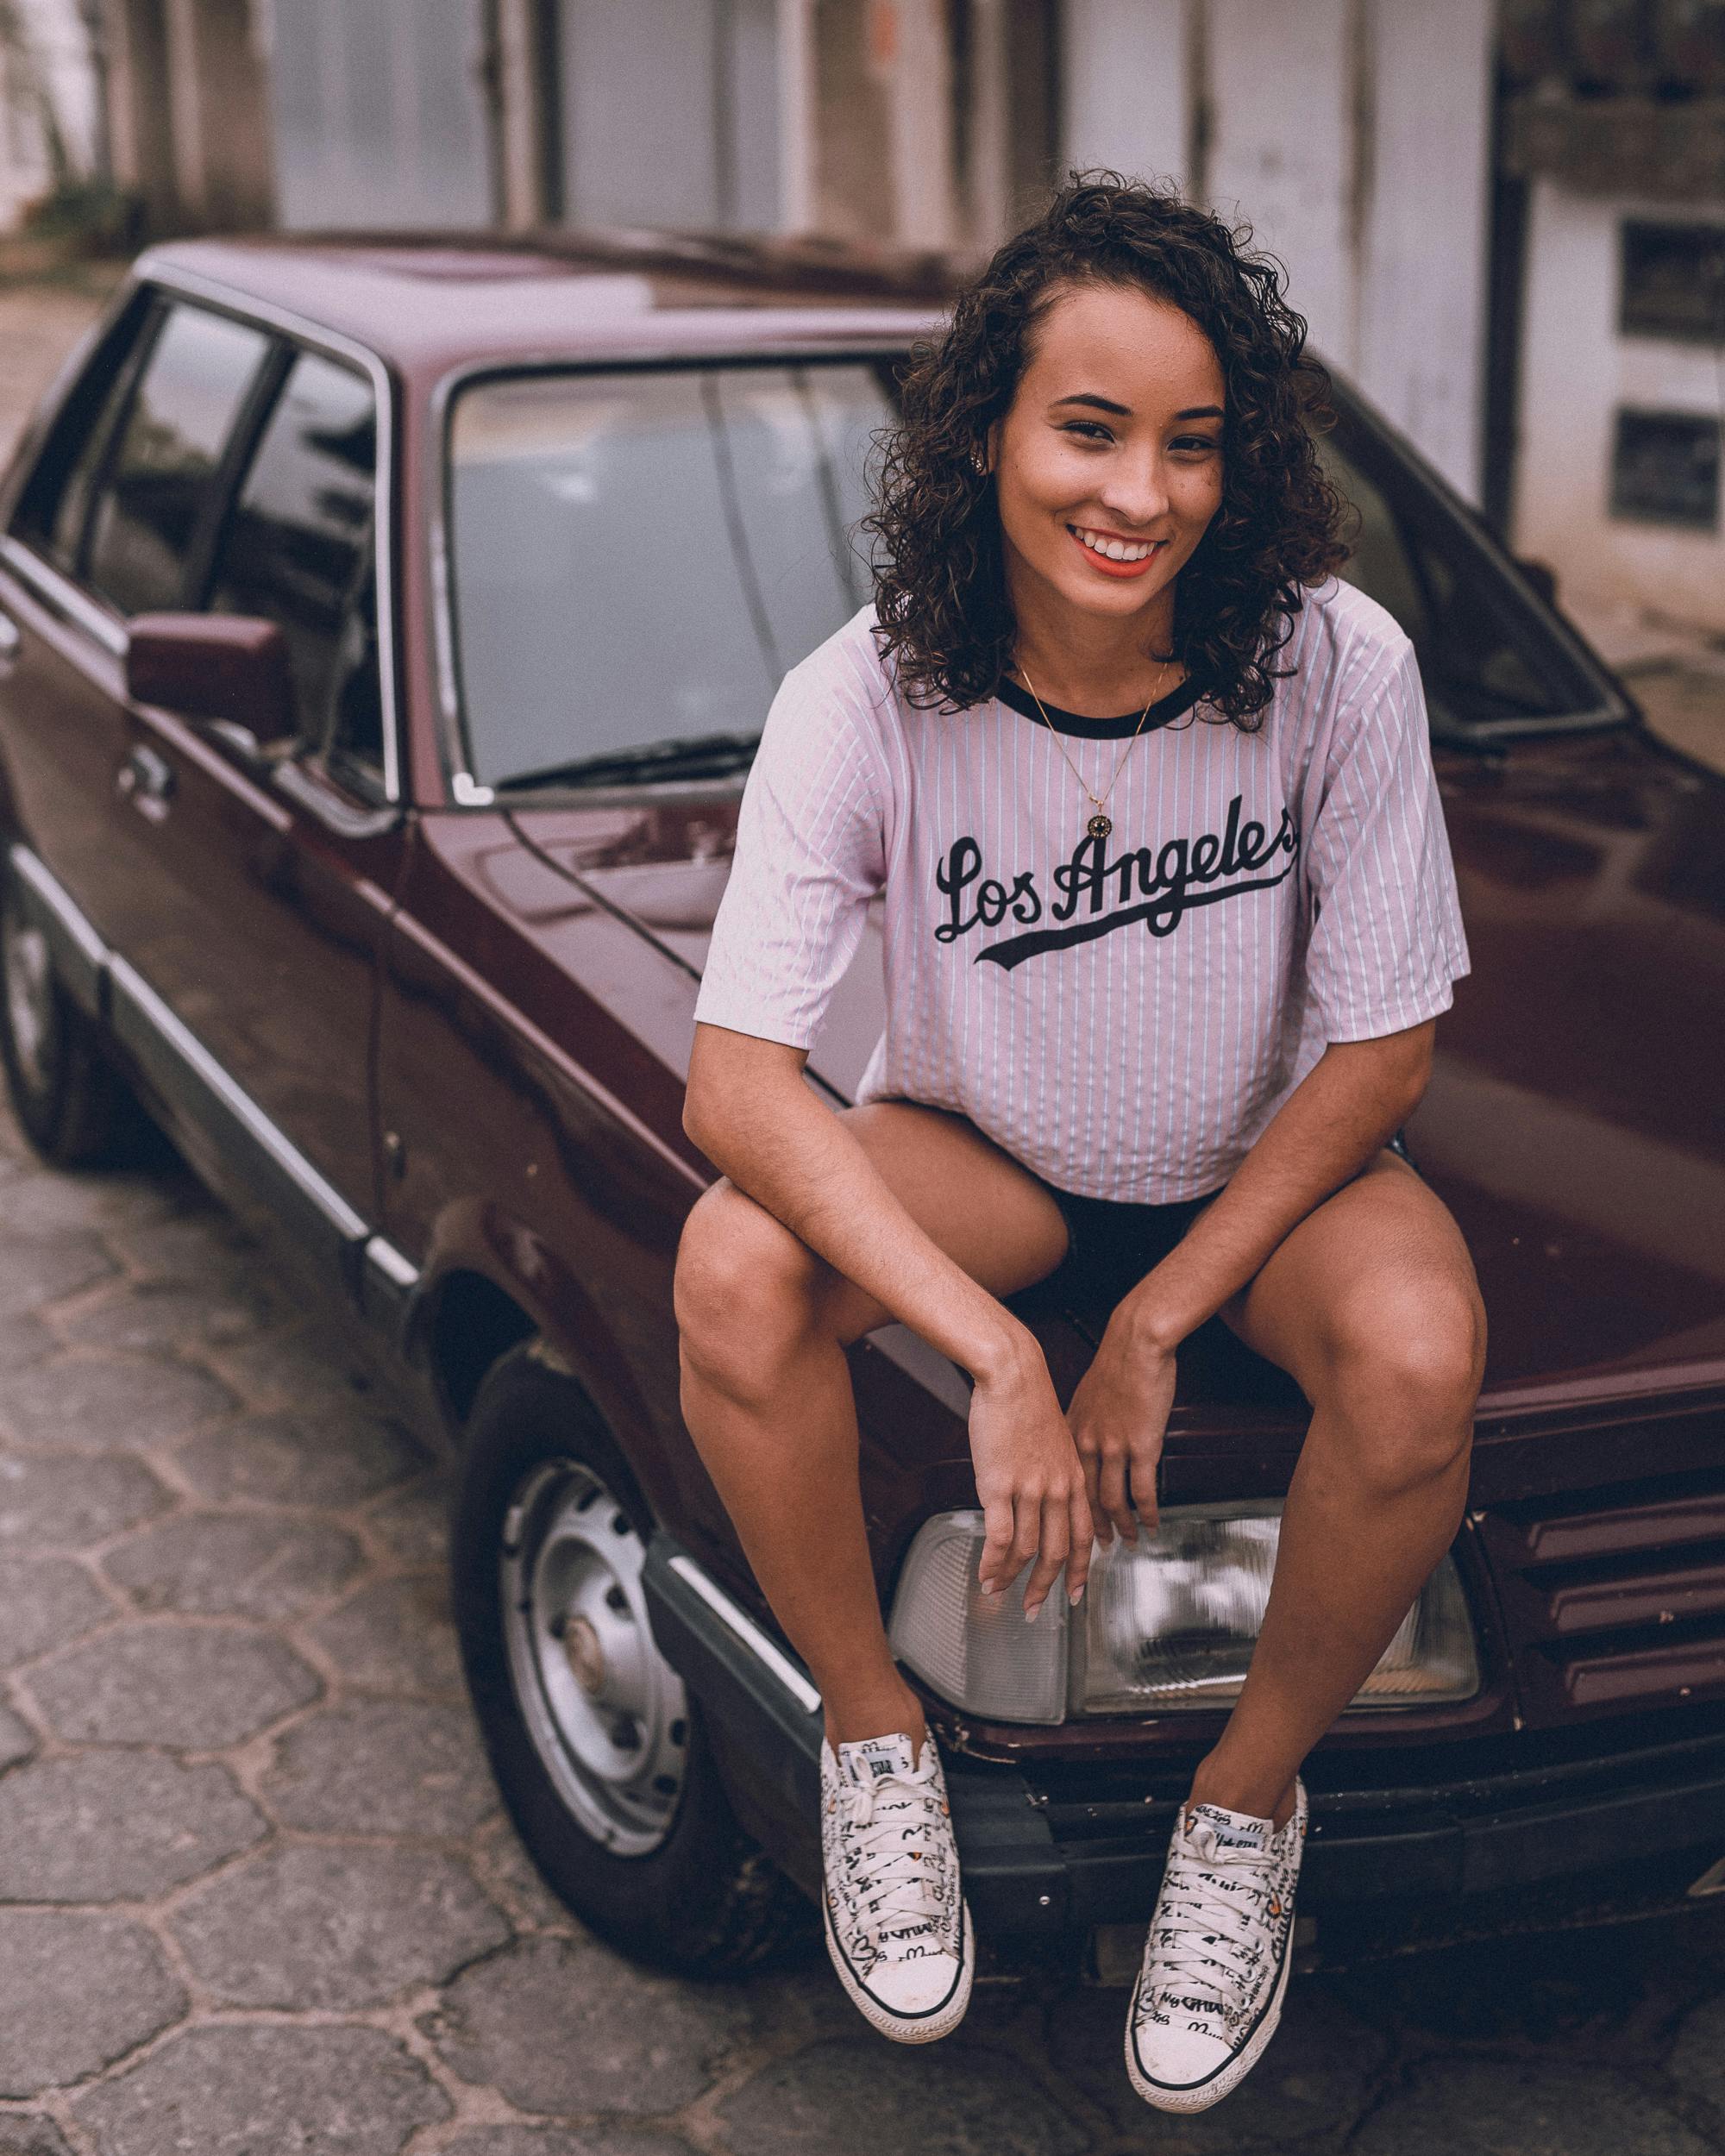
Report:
134,229,953,379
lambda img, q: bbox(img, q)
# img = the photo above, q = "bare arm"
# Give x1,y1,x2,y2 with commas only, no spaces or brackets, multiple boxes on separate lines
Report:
1069,1021,1435,1543
683,1021,1094,1614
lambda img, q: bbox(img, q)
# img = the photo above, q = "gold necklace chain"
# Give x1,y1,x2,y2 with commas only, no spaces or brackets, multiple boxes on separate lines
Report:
1015,654,1176,843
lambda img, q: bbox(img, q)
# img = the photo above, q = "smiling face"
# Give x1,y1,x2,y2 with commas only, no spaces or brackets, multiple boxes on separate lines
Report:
987,279,1226,655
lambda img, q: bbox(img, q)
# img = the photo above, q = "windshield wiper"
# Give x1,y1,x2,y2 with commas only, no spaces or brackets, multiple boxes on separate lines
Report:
493,731,761,793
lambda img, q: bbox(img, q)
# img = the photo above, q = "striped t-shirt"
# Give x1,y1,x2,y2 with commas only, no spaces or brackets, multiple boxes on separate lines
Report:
693,576,1471,1203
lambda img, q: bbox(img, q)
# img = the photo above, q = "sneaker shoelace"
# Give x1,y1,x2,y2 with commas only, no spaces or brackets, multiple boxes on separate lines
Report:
838,1758,948,1943
1145,1841,1281,2021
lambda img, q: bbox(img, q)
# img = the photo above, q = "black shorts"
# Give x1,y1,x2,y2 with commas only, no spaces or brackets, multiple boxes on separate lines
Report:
1032,1128,1415,1313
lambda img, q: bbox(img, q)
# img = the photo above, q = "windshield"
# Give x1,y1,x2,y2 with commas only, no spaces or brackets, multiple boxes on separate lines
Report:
445,355,1619,797
447,360,893,792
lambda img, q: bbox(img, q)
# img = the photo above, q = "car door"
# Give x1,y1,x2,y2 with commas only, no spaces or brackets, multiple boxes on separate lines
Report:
0,289,273,964
99,317,405,1245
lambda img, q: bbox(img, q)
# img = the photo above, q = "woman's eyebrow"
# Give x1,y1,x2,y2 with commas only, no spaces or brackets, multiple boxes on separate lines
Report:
1047,394,1225,420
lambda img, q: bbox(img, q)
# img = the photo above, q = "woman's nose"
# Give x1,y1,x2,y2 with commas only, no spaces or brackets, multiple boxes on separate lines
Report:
1097,453,1171,528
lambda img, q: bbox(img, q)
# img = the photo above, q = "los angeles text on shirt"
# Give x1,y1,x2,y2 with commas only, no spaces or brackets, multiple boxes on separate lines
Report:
935,795,1302,970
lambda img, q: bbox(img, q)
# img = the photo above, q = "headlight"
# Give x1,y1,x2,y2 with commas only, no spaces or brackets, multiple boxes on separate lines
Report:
888,1501,1479,1725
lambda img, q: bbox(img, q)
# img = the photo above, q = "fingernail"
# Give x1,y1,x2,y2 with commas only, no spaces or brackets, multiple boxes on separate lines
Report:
1068,1583,1085,1607
980,1580,1000,1597
1024,1601,1039,1623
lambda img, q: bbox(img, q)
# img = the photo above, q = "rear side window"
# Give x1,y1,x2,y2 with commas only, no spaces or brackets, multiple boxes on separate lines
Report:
9,291,153,573
207,349,381,773
83,303,273,617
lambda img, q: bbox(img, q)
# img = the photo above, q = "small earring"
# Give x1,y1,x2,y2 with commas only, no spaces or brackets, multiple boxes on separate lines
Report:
971,449,988,476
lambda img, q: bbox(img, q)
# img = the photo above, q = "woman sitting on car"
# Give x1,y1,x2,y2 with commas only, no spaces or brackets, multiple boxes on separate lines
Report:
673,172,1484,2115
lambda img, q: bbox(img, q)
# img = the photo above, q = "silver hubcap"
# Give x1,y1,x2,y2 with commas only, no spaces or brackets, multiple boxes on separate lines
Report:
500,1457,687,1857
2,892,56,1095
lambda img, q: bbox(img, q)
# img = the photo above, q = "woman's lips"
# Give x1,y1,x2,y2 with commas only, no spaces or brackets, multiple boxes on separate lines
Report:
1067,525,1166,580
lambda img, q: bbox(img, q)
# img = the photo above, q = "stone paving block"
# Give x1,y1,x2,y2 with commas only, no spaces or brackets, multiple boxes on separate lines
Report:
1051,1973,1385,2146
210,1325,392,1408
442,2133,698,2156
0,1232,116,1319
27,1620,319,1746
422,1934,751,2116
0,1555,114,1664
0,1702,34,1771
1349,2059,1710,2156
72,2022,449,2154
0,1909,185,2097
262,1699,499,1836
0,1751,265,1901
171,1842,510,2010
363,1475,452,1566
0,1451,171,1549
0,1311,53,1370
0,2116,73,2156
717,2036,1088,2156
60,1275,288,1353
0,1169,180,1239
102,1511,361,1620
105,1211,264,1294
469,1819,578,1934
1671,1992,1725,2111
174,1406,430,1508
310,1574,464,1697
0,1353,237,1453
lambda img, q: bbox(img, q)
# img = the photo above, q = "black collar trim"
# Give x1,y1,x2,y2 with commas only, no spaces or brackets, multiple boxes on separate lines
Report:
994,668,1207,739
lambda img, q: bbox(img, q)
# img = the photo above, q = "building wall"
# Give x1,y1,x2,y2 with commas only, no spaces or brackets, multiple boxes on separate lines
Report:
1061,0,1496,503
2,0,104,228
1514,179,1725,635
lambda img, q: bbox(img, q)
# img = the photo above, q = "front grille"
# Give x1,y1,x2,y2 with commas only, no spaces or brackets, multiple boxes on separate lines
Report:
1480,1462,1725,1725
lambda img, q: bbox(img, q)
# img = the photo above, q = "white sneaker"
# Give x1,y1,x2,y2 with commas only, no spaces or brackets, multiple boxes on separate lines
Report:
1125,1778,1308,2111
819,1730,975,2043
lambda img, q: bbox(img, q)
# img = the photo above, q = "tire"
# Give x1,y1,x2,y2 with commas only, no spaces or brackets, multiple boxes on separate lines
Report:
450,1339,810,1977
0,869,143,1169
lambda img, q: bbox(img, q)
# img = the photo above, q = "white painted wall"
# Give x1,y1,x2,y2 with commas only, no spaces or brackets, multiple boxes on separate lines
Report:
1,0,103,229
1059,0,1495,500
1514,178,1725,636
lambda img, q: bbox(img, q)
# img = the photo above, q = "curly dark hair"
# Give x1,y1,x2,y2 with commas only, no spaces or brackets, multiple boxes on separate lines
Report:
861,171,1350,730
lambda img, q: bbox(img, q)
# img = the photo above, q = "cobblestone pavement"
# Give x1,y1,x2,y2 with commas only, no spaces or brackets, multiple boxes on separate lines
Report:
3,266,1725,2155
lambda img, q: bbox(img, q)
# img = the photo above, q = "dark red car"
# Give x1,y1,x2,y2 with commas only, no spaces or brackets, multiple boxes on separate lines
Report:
1,232,1722,1979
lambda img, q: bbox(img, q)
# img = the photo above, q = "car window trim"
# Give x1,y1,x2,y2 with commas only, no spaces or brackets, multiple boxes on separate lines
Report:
114,262,405,805
0,276,152,537
181,335,294,614
427,342,911,809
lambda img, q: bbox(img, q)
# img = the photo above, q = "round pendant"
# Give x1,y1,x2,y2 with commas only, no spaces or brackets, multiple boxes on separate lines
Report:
1087,812,1113,840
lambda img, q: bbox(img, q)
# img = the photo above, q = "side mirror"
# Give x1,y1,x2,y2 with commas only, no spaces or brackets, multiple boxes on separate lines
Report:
1516,556,1559,609
125,613,294,747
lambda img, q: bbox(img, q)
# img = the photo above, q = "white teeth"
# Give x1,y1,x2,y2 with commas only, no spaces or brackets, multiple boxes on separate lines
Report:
1074,526,1153,561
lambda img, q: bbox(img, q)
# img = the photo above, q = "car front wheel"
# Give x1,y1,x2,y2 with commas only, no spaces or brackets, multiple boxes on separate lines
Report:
449,1339,807,1977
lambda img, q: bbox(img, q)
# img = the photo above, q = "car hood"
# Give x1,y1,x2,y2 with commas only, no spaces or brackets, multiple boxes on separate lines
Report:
519,722,1725,1408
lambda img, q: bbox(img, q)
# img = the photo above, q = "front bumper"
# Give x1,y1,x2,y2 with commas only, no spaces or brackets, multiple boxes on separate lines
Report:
643,1536,1725,1949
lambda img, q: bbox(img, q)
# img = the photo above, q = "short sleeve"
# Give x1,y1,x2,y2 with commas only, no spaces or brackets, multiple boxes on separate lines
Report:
1304,638,1471,1042
692,662,888,1051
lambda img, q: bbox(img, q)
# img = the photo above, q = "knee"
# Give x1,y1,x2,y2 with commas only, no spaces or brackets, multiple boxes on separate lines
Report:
1315,1275,1486,1491
674,1183,825,1404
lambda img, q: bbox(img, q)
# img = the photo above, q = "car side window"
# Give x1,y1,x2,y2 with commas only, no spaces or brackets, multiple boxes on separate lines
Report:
82,302,273,617
205,348,382,781
9,289,155,575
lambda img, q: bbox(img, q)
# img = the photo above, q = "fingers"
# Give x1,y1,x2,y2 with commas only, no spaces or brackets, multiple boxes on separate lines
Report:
1076,1439,1109,1548
1097,1445,1137,1545
1065,1482,1095,1606
1129,1440,1161,1537
977,1485,1016,1599
1018,1491,1064,1621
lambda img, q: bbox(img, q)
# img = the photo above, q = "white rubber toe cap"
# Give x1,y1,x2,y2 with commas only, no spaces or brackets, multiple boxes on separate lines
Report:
1129,2016,1234,2094
865,1953,966,2019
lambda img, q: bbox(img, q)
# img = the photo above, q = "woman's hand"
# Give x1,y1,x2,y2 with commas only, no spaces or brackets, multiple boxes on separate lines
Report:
969,1339,1095,1621
1068,1309,1180,1545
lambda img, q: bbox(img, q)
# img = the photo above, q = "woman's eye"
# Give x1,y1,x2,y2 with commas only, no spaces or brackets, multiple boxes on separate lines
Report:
1062,421,1113,443
1172,435,1220,455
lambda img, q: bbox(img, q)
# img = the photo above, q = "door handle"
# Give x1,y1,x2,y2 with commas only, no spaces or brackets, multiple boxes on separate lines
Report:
116,743,176,819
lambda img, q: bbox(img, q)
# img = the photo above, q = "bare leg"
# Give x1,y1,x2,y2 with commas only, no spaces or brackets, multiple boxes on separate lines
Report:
1189,1150,1487,1829
674,1102,1070,1752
